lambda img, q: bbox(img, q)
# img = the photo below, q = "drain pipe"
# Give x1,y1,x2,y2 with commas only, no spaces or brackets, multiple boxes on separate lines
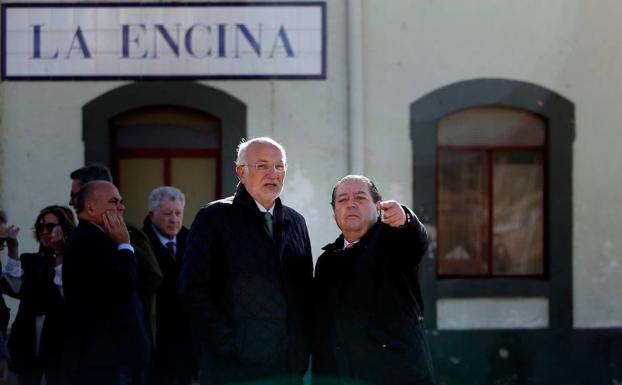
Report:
347,0,364,175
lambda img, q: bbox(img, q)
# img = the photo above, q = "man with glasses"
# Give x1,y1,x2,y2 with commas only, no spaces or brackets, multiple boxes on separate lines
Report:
180,137,313,385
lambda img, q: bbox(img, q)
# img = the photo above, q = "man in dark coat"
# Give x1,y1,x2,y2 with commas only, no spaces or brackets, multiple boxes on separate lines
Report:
142,186,195,385
180,137,313,385
63,181,151,385
312,175,435,385
69,165,163,343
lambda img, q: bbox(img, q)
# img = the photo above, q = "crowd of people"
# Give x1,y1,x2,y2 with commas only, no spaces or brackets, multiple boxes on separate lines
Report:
0,136,435,385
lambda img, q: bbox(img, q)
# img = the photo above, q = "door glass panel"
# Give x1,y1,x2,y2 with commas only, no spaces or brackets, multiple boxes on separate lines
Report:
119,158,164,226
438,150,489,275
493,152,544,275
171,157,217,227
438,107,545,146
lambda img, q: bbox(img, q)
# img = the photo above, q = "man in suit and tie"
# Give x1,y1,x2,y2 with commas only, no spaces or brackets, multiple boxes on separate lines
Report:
68,165,162,342
142,186,195,385
180,137,313,385
63,181,150,385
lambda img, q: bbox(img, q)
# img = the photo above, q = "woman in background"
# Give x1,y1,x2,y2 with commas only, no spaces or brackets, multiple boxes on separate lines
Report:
7,205,76,385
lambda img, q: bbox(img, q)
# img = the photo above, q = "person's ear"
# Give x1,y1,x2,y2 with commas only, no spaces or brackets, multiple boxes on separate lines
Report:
85,201,96,216
235,165,245,180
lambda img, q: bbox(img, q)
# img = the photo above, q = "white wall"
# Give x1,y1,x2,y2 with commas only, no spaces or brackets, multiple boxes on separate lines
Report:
2,0,622,328
360,0,622,327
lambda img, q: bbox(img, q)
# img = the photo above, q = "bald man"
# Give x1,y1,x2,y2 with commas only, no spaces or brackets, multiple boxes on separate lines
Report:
63,181,150,385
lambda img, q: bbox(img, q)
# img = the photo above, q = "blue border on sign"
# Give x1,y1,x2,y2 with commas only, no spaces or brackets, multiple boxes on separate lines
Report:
1,2,327,81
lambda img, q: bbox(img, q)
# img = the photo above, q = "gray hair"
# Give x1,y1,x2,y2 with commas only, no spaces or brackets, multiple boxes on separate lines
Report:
235,137,287,166
148,186,186,212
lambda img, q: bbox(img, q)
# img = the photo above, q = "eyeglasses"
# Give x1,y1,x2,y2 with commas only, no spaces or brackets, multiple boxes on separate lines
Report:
239,162,287,173
37,223,60,233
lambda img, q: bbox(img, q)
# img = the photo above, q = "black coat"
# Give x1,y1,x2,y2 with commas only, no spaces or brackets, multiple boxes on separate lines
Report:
312,209,435,385
142,217,195,376
179,184,313,385
62,220,150,374
7,251,64,374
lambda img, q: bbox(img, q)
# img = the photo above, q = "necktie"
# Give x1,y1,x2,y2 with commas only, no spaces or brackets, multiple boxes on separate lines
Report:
345,241,356,250
166,241,176,260
263,212,274,238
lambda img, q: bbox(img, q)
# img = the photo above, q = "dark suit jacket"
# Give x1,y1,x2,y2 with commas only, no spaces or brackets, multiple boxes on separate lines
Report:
312,209,435,385
62,220,150,374
142,217,194,375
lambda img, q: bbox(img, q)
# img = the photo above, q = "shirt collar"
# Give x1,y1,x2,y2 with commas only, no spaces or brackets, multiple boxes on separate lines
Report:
343,238,359,250
151,223,177,247
254,200,275,215
87,220,105,233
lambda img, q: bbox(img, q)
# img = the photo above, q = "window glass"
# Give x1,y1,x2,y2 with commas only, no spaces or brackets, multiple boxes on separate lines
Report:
437,108,546,277
493,152,544,275
437,150,489,275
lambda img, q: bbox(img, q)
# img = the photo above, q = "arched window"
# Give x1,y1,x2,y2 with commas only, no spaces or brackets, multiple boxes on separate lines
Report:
410,78,574,330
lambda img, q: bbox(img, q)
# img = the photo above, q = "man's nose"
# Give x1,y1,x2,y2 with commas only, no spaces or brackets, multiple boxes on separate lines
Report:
267,165,278,175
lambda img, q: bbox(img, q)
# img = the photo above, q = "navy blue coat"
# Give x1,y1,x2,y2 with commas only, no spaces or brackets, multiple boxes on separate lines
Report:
62,220,150,375
180,184,313,385
312,209,435,385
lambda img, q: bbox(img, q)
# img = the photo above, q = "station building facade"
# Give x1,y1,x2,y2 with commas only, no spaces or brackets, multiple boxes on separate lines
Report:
1,1,621,383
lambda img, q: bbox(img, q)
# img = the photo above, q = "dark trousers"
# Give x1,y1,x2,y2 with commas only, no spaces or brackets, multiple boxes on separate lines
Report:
16,368,64,385
15,359,64,385
67,366,144,385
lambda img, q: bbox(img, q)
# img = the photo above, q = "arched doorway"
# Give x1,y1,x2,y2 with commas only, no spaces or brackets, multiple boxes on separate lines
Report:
82,82,246,223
